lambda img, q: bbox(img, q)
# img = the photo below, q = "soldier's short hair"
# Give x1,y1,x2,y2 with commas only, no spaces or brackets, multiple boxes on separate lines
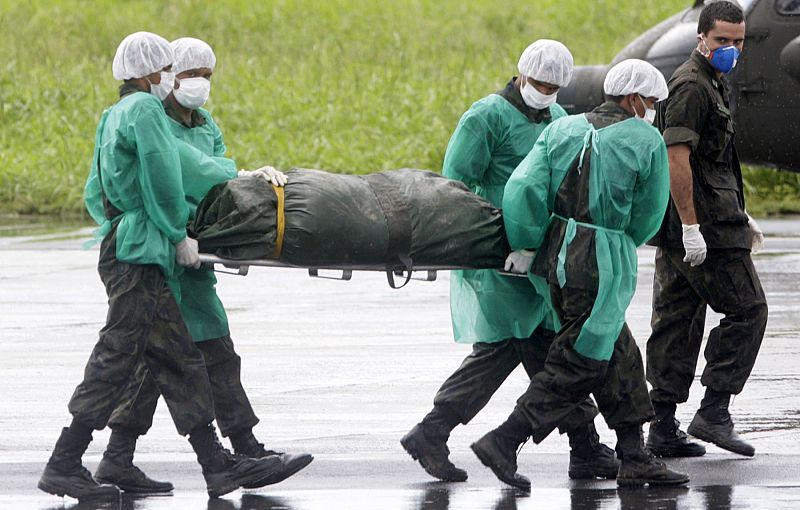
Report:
698,1,745,34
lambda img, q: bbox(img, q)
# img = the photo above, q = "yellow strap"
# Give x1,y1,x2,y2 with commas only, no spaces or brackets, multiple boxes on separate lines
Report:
272,185,285,259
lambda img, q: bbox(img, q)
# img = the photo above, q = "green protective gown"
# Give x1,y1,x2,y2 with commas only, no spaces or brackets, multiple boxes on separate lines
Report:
503,114,669,360
167,108,238,342
85,92,188,278
443,93,566,344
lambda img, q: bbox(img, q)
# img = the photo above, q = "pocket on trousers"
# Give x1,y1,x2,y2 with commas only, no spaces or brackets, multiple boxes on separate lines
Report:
711,257,758,311
88,335,139,384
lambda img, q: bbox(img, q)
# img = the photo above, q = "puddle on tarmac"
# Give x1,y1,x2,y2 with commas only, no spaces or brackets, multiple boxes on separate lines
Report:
12,485,800,510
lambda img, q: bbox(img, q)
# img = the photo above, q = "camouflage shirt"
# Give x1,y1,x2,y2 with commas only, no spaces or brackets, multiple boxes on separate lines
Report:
650,50,750,250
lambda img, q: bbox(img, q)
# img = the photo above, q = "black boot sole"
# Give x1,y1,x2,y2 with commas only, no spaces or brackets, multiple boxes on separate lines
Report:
617,475,690,487
93,477,173,494
38,478,121,501
401,432,468,482
208,467,283,499
568,465,619,480
470,441,530,490
242,454,315,489
646,443,706,458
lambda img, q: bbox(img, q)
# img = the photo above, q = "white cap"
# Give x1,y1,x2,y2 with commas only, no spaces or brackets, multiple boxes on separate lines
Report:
603,59,668,101
517,39,574,87
112,32,173,80
171,37,217,75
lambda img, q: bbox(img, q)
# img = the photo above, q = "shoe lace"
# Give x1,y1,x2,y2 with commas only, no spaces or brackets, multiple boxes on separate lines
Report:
128,463,148,479
515,437,530,459
79,465,95,481
235,433,283,458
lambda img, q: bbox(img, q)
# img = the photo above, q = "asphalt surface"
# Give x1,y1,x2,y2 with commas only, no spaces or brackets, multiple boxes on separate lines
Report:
1,218,799,509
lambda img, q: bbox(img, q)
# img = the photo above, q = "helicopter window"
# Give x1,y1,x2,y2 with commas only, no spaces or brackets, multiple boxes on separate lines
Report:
776,0,800,15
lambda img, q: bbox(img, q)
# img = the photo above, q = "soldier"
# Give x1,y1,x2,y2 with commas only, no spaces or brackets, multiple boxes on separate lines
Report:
38,32,295,501
400,40,618,484
646,0,767,458
472,59,688,489
94,37,311,494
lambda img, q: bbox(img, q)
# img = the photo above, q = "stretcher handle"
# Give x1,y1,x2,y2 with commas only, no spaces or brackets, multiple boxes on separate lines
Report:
393,269,437,283
308,268,353,281
199,254,250,276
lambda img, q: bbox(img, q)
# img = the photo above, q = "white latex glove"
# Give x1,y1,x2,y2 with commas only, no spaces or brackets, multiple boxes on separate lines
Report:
503,249,535,274
175,237,201,269
747,214,764,253
243,165,287,186
681,224,707,267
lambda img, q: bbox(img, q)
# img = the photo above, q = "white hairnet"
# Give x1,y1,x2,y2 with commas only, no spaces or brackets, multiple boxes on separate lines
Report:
603,59,669,101
517,40,574,88
112,32,173,80
171,37,217,75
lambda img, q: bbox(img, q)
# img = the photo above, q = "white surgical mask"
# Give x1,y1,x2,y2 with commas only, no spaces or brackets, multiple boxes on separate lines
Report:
149,71,175,101
520,80,558,110
635,95,656,125
174,77,211,110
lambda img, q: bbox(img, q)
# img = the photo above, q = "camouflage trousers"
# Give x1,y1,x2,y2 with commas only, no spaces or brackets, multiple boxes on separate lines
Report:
108,334,260,437
647,248,768,403
433,328,598,433
516,284,654,443
67,230,214,436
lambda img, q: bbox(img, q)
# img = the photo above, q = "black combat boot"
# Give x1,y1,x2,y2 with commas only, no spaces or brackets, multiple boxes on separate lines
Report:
470,409,531,490
647,401,706,457
566,423,620,479
229,428,314,488
401,405,467,482
94,428,173,493
615,424,689,487
687,389,755,457
189,423,286,498
38,423,121,500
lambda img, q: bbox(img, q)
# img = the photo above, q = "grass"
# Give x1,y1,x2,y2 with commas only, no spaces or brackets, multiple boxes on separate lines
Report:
1,0,796,216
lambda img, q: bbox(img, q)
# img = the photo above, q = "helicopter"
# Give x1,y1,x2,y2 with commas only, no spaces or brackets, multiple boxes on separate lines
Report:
557,0,800,172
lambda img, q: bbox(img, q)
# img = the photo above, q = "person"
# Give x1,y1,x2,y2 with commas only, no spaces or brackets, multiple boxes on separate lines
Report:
92,37,311,494
646,0,767,458
400,40,618,484
471,59,689,489
37,32,295,501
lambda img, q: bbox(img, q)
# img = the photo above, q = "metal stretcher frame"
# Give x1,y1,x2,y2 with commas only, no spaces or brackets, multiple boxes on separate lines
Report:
198,254,523,288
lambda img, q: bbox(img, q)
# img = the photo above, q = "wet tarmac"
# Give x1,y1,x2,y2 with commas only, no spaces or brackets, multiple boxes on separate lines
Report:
1,219,800,509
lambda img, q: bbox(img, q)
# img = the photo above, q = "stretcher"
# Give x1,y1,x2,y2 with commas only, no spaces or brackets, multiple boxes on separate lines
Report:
198,254,525,289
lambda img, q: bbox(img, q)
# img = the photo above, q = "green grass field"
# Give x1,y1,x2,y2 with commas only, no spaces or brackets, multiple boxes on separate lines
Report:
1,0,797,217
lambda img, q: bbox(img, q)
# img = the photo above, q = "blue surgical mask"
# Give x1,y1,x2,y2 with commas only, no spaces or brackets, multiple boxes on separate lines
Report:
701,37,740,74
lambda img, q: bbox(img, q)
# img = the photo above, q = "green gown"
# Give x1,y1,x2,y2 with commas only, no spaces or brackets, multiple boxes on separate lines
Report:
168,107,238,342
85,92,188,278
503,112,669,360
443,93,566,344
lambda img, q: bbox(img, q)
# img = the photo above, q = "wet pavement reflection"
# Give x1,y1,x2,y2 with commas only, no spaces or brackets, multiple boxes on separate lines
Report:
23,484,800,510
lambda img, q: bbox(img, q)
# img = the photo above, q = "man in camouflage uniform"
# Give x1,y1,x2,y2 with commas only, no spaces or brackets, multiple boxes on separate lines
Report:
646,1,768,459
